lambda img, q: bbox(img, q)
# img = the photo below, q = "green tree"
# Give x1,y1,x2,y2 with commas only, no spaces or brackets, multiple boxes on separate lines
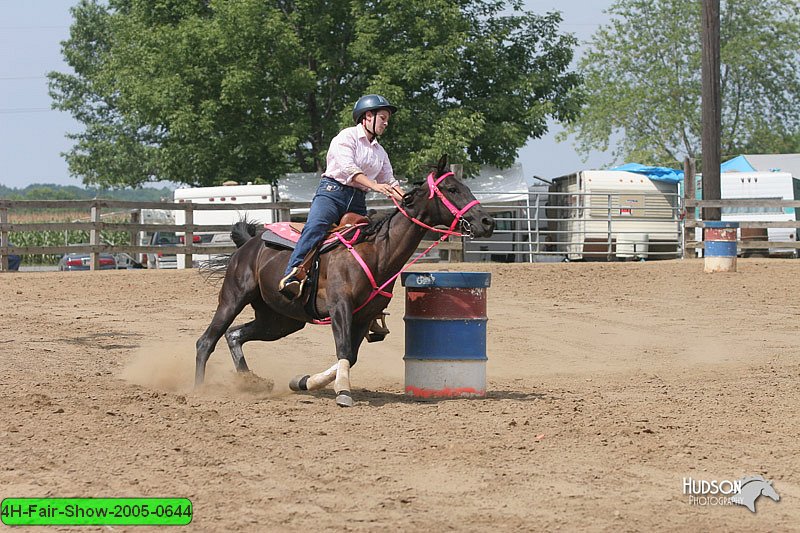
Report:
23,186,77,200
562,0,800,167
49,0,582,187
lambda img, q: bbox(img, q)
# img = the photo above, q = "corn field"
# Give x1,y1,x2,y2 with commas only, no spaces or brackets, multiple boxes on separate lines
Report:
8,209,133,266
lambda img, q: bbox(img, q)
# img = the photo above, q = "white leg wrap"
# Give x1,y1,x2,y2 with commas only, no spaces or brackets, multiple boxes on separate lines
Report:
334,359,351,394
306,363,338,391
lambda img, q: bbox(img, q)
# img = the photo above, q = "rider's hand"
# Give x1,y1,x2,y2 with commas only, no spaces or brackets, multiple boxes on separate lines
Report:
374,183,404,202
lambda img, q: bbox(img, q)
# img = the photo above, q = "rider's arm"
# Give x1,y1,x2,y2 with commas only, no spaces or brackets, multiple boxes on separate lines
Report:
351,173,403,201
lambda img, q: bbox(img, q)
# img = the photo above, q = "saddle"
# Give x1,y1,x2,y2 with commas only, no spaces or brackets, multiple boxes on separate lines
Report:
261,212,369,278
261,212,390,342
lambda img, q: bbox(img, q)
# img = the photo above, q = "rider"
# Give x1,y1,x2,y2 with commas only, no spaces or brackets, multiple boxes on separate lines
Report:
278,94,405,300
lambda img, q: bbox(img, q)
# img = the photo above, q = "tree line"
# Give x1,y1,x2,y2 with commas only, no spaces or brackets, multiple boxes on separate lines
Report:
48,0,800,189
0,183,174,201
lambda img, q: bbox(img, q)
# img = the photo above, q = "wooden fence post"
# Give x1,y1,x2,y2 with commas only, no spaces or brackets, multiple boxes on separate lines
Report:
129,210,140,249
90,202,100,271
277,208,291,222
0,207,8,271
683,157,696,257
606,194,613,261
185,205,194,269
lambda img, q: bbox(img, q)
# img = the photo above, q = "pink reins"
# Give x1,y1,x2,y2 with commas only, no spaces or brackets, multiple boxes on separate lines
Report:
312,171,481,325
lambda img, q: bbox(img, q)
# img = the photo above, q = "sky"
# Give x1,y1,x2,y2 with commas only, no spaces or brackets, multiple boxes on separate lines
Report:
0,0,614,189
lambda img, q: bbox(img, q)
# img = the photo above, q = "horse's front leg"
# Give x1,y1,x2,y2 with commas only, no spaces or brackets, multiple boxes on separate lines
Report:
289,320,371,395
330,301,359,407
289,362,338,392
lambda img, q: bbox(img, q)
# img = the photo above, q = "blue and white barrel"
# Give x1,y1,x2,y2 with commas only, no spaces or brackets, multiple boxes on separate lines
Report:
704,221,739,273
400,271,491,398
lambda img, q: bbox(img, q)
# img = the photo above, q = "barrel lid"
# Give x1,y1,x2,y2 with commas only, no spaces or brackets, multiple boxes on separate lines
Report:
401,271,491,288
704,221,739,229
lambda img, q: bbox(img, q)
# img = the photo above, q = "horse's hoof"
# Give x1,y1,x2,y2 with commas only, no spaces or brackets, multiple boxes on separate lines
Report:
335,391,354,408
289,375,310,392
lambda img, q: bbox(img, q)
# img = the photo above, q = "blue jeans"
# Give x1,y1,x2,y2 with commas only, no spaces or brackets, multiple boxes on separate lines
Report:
284,177,367,274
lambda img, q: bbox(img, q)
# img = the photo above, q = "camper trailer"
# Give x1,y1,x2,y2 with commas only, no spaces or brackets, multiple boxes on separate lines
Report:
173,183,278,268
548,170,681,261
719,171,799,256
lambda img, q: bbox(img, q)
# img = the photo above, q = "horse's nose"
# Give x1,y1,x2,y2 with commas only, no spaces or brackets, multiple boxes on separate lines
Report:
482,216,495,236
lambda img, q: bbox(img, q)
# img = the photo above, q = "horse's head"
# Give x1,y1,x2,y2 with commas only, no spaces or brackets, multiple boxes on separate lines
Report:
404,155,495,238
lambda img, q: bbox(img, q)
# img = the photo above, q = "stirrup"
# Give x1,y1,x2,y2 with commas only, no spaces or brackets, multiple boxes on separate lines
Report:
278,268,306,300
366,313,390,343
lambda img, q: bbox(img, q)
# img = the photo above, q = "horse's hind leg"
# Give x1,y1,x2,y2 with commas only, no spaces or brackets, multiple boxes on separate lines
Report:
196,265,259,386
225,304,305,373
196,297,249,386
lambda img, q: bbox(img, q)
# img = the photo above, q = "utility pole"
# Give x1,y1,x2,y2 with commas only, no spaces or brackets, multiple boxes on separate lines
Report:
701,0,721,221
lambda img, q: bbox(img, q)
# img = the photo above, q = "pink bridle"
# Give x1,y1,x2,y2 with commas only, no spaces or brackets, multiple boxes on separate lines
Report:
312,170,482,324
392,171,482,237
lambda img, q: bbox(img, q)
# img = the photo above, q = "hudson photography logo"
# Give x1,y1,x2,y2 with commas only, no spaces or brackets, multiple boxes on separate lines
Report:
683,476,781,512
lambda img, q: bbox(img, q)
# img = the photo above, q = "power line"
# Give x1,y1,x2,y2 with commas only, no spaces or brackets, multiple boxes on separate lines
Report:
0,107,54,114
0,26,69,31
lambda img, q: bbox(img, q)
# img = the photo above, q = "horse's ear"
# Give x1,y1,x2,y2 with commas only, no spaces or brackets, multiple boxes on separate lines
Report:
437,154,448,175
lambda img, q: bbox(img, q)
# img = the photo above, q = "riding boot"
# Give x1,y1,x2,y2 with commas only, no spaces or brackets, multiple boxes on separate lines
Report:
278,267,306,300
366,313,390,343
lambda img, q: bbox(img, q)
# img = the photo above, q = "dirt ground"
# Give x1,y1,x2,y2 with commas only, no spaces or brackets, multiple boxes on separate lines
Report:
2,258,799,531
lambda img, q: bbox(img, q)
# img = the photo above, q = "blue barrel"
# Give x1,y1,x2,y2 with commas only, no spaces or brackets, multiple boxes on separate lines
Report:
704,221,738,273
400,272,491,398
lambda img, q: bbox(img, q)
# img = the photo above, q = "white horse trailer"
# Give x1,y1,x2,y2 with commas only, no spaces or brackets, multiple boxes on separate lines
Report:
548,170,681,261
718,171,800,256
173,184,277,268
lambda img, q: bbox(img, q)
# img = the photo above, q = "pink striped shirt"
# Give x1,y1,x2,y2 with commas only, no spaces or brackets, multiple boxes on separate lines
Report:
324,124,398,191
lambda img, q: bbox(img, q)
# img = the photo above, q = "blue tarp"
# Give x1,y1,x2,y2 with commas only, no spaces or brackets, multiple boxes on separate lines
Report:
720,155,756,172
609,163,684,184
609,156,760,183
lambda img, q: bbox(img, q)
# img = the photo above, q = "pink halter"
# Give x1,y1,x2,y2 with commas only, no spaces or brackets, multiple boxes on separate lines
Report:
393,171,481,237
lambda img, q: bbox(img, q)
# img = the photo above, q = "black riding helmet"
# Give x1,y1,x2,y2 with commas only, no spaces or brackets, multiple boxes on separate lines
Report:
352,94,397,124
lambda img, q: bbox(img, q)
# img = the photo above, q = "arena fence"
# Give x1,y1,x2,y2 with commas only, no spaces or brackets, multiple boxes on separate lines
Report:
2,195,799,271
683,198,800,257
0,199,303,271
462,190,683,263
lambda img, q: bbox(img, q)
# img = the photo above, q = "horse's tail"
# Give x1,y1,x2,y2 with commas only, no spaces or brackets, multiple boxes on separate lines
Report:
199,219,264,282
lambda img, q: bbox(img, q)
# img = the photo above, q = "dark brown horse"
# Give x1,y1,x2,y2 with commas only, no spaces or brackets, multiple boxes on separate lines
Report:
195,156,495,406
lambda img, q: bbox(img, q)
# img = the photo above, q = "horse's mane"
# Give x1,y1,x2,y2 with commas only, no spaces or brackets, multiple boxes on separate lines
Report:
361,185,423,239
362,209,396,236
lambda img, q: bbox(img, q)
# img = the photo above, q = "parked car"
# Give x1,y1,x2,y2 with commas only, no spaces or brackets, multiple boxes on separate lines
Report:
113,252,145,269
146,231,179,269
58,252,117,271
